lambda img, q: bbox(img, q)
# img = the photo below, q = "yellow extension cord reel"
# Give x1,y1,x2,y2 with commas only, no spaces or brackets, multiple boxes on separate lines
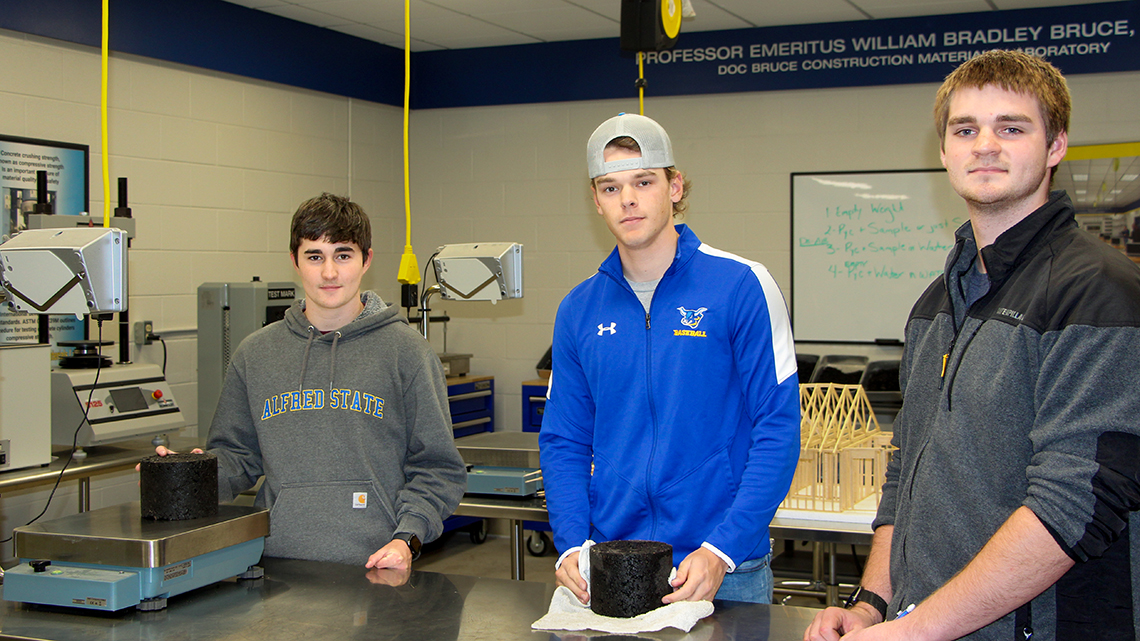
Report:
661,0,681,41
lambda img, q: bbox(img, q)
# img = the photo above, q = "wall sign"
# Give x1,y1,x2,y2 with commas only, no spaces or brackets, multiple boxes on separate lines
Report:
414,1,1139,108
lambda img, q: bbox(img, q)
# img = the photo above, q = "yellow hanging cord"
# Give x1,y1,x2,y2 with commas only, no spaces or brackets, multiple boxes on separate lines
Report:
395,0,420,284
100,0,111,226
638,52,645,115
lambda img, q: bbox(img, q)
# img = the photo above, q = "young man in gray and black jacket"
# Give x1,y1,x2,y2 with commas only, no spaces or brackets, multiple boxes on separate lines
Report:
807,51,1140,641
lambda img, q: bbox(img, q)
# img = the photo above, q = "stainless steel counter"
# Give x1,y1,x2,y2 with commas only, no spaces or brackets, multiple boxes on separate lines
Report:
455,494,547,580
0,444,146,512
0,438,198,512
0,557,819,641
13,502,269,568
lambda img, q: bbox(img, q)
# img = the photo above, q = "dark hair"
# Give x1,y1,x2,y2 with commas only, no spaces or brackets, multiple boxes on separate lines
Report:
592,136,692,218
289,193,371,262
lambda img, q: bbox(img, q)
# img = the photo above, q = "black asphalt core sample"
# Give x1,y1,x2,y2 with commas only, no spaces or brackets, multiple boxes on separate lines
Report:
139,452,219,520
590,540,673,618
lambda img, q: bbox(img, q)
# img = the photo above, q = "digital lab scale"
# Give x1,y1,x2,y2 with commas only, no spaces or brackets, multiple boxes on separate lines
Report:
466,466,544,495
455,431,543,497
4,502,268,611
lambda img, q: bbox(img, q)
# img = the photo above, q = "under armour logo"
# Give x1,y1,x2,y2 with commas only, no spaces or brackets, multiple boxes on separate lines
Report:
597,322,616,336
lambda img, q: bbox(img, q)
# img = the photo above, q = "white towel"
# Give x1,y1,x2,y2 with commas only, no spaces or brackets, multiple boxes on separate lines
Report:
531,586,714,635
533,540,714,634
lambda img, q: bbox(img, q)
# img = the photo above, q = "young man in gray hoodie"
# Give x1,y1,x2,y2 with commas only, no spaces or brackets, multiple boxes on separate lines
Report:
156,193,466,570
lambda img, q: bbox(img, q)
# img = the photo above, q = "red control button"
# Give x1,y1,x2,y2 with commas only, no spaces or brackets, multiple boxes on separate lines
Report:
152,390,163,400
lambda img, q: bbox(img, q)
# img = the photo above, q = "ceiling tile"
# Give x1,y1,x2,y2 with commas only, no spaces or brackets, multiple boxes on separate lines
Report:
478,7,617,41
853,1,993,20
708,0,871,27
222,0,288,7
994,0,1111,8
675,3,757,33
218,0,1120,51
294,0,405,24
563,0,621,22
258,3,355,27
328,22,404,45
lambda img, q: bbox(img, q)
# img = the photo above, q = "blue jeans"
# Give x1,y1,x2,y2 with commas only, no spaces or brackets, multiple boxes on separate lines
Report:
714,553,773,604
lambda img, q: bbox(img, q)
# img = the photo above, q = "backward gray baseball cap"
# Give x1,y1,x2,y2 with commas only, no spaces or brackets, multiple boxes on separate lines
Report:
587,113,675,179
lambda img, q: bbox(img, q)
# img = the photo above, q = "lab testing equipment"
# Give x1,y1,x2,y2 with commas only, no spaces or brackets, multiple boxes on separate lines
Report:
416,242,523,376
0,227,183,463
457,431,543,497
417,243,537,495
0,343,51,471
197,279,296,438
0,225,265,612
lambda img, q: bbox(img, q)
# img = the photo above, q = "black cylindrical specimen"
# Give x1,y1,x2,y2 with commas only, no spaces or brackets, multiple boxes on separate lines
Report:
139,452,219,520
589,540,673,618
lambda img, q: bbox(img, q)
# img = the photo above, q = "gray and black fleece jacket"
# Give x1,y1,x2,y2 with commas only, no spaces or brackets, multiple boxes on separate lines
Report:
206,291,467,566
874,191,1140,640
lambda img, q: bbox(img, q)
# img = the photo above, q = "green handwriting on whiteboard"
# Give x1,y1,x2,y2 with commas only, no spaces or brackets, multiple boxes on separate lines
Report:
825,204,864,220
798,237,954,256
807,210,958,281
827,263,945,281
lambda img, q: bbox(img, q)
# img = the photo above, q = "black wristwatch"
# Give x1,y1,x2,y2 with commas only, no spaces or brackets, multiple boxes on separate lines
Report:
392,532,422,561
845,586,888,621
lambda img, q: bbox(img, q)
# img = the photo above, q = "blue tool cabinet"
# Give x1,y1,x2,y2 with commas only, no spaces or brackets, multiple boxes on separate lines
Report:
443,375,493,539
521,379,548,433
448,375,494,437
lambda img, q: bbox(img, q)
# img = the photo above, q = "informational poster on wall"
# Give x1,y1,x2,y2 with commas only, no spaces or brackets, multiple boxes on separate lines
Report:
791,170,963,344
0,134,89,354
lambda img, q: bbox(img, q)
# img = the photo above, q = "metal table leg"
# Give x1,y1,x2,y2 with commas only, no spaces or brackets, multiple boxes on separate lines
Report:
78,477,91,513
510,519,525,580
826,542,840,606
812,541,823,585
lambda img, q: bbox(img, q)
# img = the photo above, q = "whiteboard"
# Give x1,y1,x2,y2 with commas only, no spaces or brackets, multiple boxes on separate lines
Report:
791,170,965,343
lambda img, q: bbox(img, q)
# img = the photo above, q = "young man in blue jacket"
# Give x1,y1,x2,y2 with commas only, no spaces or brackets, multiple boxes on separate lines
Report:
539,113,801,605
805,51,1140,641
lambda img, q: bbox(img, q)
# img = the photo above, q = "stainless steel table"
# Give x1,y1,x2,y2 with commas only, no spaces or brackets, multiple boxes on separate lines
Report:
0,557,821,641
769,510,874,607
453,492,876,598
0,438,196,513
0,443,147,513
453,432,547,581
454,494,546,581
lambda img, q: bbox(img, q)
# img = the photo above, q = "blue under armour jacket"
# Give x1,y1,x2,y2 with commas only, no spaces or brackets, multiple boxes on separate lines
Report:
540,225,801,568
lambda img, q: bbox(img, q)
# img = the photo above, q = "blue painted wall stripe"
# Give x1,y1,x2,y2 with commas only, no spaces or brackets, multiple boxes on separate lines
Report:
0,0,403,106
1,0,1135,109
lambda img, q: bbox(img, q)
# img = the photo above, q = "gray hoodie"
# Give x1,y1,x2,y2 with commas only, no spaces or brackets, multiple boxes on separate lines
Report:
206,291,467,565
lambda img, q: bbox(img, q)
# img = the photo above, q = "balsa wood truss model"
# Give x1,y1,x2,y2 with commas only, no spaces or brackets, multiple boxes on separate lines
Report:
782,383,895,512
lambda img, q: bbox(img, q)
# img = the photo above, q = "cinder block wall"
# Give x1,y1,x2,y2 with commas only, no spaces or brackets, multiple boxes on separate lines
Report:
2,23,1138,562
